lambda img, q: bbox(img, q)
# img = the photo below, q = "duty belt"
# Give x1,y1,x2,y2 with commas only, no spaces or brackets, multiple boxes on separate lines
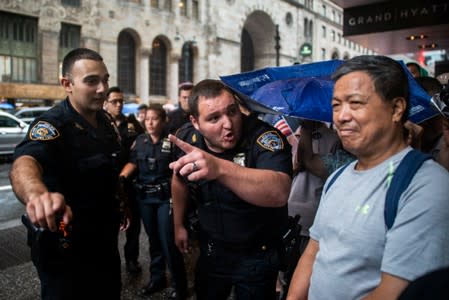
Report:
134,181,170,196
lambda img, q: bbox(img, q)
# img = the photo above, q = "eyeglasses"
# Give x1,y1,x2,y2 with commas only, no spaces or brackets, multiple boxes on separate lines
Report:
107,99,124,105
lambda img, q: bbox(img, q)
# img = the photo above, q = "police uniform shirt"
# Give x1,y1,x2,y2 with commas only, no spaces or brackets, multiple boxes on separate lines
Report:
14,99,124,222
129,131,173,203
174,113,292,246
167,107,190,134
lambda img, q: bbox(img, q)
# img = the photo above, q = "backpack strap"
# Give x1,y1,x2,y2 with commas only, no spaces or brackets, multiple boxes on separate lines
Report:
324,162,351,193
384,149,432,230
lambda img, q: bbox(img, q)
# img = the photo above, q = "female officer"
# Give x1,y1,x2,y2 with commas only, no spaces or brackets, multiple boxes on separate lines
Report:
120,104,187,299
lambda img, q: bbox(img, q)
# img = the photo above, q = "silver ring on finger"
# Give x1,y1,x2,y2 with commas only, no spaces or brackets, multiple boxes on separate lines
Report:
192,161,199,172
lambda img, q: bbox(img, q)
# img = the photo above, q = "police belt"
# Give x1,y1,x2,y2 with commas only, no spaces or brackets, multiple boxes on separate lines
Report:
134,181,170,196
201,234,280,255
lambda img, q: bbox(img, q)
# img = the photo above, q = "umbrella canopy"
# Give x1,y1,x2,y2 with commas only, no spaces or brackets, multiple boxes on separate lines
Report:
220,59,436,124
122,103,139,116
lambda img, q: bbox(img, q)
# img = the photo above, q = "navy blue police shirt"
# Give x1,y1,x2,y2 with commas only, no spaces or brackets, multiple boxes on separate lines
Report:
174,113,292,247
13,99,124,226
129,131,173,203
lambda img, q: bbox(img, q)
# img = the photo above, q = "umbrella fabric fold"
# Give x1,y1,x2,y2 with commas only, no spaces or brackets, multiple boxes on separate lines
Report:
220,59,436,124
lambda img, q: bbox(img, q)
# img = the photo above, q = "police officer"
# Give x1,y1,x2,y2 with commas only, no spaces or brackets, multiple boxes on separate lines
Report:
120,104,187,300
9,48,127,299
169,79,292,300
104,86,143,274
167,81,194,134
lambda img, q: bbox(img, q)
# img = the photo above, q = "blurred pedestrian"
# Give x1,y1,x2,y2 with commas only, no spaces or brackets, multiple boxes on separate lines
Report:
167,81,194,134
120,104,187,299
9,48,127,300
104,86,143,274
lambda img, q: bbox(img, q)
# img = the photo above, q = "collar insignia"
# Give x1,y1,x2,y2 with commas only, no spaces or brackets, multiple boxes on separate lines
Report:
233,153,246,166
257,131,284,152
30,121,60,141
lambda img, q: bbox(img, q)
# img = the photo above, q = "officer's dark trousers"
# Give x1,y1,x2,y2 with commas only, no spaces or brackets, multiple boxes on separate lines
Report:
195,239,280,300
30,220,121,300
124,187,141,263
139,199,187,294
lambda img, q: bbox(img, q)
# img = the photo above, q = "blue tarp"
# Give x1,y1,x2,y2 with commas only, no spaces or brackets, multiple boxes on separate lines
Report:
220,59,437,124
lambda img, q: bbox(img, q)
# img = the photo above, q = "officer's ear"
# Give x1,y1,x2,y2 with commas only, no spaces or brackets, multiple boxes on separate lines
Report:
61,76,73,94
190,114,200,131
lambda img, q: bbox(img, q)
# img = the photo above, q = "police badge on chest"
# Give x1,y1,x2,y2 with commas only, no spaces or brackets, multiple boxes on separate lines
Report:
161,138,171,153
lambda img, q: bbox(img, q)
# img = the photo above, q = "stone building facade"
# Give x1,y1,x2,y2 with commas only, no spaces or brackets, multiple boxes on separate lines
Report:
0,0,371,105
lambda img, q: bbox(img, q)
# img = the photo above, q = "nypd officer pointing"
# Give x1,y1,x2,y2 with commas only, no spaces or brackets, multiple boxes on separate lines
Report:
9,48,127,299
170,79,292,300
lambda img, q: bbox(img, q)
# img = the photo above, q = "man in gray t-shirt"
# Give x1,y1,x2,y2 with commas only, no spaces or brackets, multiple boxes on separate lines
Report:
286,56,449,300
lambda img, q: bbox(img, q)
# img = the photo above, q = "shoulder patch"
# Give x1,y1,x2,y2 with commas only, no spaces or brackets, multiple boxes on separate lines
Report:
30,121,60,141
256,131,284,152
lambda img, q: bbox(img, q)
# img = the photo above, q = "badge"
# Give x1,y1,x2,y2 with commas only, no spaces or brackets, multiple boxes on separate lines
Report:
233,153,246,166
257,131,284,152
162,138,171,153
30,121,60,141
191,133,197,143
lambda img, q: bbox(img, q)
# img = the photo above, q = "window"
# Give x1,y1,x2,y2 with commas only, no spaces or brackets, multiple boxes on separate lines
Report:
338,33,341,43
304,18,309,37
241,28,254,72
321,25,326,38
164,0,172,11
59,23,80,78
61,0,81,6
179,42,194,84
321,48,326,60
331,30,335,42
192,0,199,20
118,31,136,94
150,38,167,96
322,4,326,16
0,12,38,83
309,20,313,38
179,0,187,16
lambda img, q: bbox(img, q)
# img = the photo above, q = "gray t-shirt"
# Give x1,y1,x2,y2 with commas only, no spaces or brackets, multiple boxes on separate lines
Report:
308,147,449,300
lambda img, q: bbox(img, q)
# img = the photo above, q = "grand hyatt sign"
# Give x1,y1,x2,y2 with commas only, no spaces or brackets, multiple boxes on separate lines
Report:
343,1,449,36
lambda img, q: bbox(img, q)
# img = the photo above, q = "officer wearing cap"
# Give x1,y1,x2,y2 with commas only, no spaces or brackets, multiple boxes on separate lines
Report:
120,104,187,299
167,81,194,134
169,79,292,300
9,48,127,299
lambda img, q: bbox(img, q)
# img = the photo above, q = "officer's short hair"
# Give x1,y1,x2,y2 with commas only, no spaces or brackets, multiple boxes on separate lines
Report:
188,79,238,118
178,81,194,96
107,86,123,98
62,48,103,78
147,103,167,122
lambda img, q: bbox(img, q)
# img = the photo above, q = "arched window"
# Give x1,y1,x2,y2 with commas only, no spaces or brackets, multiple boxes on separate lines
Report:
331,51,339,59
118,31,136,94
179,41,194,84
150,37,167,96
241,28,254,72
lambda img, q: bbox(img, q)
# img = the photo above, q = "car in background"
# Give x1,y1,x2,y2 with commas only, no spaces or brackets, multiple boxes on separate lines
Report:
15,106,52,124
0,110,29,156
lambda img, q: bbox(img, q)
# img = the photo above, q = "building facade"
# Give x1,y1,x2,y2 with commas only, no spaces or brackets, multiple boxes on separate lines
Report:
0,0,371,105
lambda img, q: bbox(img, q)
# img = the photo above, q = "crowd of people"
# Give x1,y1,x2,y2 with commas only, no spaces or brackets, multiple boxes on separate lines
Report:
9,48,449,300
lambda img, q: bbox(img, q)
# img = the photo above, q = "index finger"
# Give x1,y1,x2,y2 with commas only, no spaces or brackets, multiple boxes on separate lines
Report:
169,134,195,154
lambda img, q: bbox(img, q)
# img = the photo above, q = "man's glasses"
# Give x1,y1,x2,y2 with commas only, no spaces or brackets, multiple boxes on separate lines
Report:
107,99,124,105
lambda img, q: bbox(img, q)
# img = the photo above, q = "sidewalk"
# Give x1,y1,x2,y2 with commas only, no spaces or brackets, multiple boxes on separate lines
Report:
0,223,197,300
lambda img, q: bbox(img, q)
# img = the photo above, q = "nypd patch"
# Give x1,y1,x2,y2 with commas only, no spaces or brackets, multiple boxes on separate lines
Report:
257,131,284,152
30,121,60,141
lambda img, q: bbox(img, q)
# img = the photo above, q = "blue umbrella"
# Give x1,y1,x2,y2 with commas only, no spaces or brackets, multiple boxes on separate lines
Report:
220,59,436,123
122,103,139,115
